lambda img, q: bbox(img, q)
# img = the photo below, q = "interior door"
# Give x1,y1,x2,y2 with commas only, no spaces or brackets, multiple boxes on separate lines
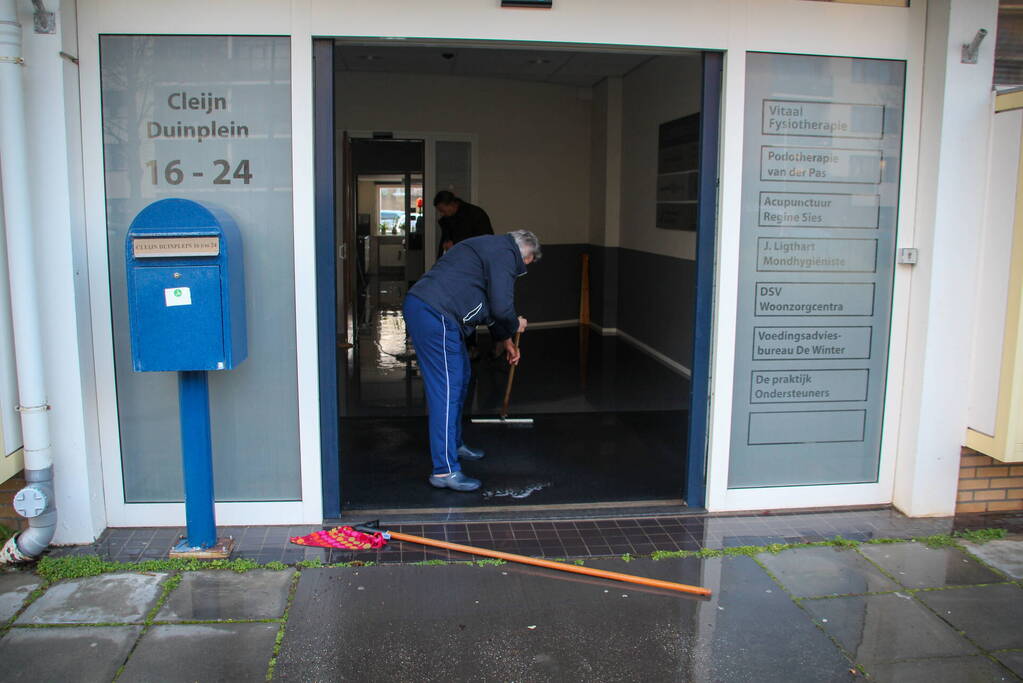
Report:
404,172,425,283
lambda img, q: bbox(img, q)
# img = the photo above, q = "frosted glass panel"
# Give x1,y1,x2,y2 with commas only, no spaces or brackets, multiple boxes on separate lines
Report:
728,53,905,488
100,36,300,502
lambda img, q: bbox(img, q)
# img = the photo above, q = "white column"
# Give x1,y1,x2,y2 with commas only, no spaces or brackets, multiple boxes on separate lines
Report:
894,0,999,516
20,0,106,542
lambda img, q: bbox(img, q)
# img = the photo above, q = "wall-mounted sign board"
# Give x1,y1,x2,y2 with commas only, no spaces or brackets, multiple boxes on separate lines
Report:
728,52,905,489
656,113,700,230
100,35,301,503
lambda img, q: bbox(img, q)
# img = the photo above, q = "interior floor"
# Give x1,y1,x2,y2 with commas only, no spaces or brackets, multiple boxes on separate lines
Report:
342,276,690,418
339,279,690,509
339,411,687,510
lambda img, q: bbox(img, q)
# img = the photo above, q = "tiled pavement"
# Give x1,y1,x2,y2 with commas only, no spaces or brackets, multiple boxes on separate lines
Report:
4,535,1023,682
47,507,980,565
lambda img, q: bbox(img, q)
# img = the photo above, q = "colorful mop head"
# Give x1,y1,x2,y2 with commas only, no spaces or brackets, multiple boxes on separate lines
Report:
290,526,389,550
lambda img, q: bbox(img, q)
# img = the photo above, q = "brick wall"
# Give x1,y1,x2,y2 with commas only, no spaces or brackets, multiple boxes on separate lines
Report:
957,448,1023,513
0,471,27,533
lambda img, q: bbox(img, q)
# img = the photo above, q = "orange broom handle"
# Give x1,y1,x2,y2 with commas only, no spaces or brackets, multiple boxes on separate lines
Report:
387,530,712,597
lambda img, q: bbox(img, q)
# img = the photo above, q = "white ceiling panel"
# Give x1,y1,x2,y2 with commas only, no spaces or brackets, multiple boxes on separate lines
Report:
333,43,689,87
335,45,456,75
553,52,652,78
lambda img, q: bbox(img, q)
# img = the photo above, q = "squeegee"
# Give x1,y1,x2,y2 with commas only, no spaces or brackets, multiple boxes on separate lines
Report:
471,331,534,425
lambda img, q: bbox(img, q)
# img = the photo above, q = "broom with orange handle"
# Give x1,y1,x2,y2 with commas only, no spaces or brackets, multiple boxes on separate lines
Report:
354,522,712,597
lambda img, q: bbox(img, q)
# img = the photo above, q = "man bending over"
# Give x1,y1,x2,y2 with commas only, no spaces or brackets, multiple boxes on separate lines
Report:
403,230,542,491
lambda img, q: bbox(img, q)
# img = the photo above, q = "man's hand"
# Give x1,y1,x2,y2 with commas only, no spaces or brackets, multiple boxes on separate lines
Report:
442,240,454,252
517,316,528,333
503,338,521,365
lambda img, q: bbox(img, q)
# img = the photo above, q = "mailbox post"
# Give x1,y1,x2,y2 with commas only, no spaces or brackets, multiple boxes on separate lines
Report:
126,198,247,556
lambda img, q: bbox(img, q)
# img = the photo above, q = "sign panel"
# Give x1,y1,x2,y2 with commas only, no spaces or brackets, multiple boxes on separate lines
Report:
752,326,873,361
133,236,220,258
750,369,869,404
101,36,300,503
754,282,875,317
761,100,885,139
758,192,880,229
756,238,877,273
729,53,905,488
760,146,883,184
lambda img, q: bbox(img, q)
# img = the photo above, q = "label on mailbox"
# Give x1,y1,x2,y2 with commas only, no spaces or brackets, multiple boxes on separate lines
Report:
133,236,220,258
165,287,192,307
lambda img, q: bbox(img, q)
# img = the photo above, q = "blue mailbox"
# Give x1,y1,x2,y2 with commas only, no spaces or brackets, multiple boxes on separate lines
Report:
126,198,246,372
125,198,247,556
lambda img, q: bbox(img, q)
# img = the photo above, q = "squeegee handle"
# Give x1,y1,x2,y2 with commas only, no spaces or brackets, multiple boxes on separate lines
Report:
388,530,712,597
500,331,522,418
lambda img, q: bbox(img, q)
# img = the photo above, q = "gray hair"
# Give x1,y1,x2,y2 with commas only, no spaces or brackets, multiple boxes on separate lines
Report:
510,229,542,262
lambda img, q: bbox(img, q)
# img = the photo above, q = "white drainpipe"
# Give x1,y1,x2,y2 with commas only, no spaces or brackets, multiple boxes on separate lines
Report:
0,0,57,563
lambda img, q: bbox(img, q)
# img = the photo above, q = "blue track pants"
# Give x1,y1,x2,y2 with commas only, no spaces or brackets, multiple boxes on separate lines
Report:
403,294,470,475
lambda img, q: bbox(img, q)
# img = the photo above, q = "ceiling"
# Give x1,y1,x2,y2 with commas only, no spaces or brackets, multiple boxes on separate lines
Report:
333,43,663,87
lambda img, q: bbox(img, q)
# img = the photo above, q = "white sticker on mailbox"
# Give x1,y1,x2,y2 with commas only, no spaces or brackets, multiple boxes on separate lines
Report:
164,287,192,307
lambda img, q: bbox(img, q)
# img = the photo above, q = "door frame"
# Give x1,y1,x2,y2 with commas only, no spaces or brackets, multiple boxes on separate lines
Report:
315,41,718,517
347,131,480,275
313,39,340,517
684,51,723,509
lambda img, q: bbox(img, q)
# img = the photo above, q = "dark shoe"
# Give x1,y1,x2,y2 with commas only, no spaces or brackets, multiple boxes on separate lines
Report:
458,444,485,460
429,471,481,491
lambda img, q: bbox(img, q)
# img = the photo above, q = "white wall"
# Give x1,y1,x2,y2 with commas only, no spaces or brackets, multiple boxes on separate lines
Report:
619,54,703,260
894,0,999,516
73,0,932,521
336,71,592,246
12,0,106,541
968,109,1022,436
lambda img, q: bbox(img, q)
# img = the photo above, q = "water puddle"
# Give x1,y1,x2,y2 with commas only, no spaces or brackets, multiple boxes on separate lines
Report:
482,481,553,500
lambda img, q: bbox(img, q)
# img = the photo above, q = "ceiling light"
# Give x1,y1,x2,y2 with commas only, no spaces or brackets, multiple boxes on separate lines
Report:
358,55,381,61
527,58,551,65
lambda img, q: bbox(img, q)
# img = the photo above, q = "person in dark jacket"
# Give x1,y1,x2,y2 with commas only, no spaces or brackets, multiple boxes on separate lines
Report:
403,230,542,491
434,190,493,257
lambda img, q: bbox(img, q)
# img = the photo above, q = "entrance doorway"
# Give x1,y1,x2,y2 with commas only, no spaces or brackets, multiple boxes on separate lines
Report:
316,41,720,516
338,138,425,417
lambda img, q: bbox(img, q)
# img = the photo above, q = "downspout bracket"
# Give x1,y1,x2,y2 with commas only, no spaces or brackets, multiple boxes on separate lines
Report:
15,403,50,413
0,56,24,65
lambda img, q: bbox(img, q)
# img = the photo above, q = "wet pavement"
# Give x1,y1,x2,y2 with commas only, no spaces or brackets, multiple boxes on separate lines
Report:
2,532,1022,681
960,538,1023,578
275,556,853,682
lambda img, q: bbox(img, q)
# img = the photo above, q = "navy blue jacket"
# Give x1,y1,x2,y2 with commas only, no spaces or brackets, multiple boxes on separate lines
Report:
409,234,526,341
